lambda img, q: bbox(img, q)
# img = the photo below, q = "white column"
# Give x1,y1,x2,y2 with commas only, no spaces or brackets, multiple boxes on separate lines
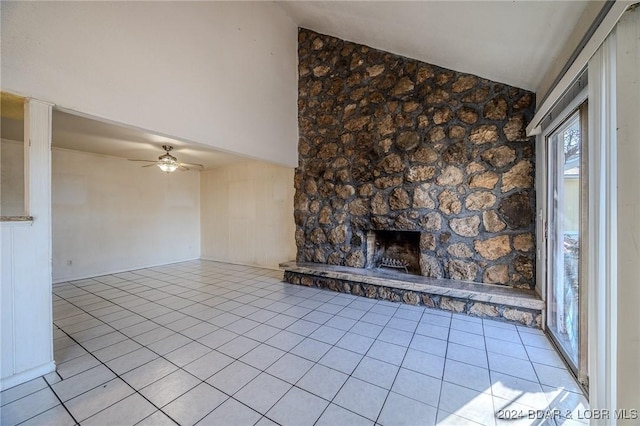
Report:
0,99,54,389
588,6,640,420
614,6,640,416
587,27,618,419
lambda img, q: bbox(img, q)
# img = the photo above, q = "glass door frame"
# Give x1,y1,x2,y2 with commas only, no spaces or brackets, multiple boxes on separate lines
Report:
540,96,589,390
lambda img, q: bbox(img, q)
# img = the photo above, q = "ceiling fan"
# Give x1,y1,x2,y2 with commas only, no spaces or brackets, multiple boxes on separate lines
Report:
128,145,204,173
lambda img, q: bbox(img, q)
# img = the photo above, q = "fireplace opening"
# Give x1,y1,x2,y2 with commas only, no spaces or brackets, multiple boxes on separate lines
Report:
366,230,421,275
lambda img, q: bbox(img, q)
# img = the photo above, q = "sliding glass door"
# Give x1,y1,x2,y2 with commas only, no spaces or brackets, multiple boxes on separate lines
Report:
546,105,587,379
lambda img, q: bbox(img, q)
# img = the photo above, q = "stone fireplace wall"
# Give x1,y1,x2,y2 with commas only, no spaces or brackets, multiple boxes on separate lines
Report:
294,29,536,289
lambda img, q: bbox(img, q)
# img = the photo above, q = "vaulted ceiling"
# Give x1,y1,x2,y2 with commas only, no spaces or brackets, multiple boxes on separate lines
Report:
278,1,591,91
4,2,593,166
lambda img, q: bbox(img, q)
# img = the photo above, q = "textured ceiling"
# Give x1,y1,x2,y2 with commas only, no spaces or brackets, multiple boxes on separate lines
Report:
278,1,591,91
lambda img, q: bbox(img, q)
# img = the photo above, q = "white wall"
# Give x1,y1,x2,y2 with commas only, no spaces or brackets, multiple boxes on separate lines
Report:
201,161,295,270
1,2,298,167
535,1,607,104
0,139,24,216
52,149,200,282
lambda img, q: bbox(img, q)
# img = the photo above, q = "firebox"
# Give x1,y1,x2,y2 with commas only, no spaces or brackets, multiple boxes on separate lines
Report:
366,230,422,275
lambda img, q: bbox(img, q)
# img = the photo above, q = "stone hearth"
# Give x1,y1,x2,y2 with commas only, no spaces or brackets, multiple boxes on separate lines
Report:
281,261,544,327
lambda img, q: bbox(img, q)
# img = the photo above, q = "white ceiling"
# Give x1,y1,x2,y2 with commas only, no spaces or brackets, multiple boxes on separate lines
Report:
50,111,250,170
1,110,254,170
277,0,591,91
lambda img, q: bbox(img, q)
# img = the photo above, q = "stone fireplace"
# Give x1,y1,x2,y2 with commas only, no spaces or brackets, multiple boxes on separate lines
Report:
284,29,542,326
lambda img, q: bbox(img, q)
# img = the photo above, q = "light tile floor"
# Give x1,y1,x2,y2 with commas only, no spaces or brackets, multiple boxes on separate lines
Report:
1,260,589,426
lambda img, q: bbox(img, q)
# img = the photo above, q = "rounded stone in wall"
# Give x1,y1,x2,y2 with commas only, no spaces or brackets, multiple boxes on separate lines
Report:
318,206,333,224
447,242,473,258
447,259,478,281
420,233,436,251
474,235,511,260
314,249,326,263
482,210,507,232
420,254,442,278
346,250,365,268
503,115,527,141
427,126,446,143
483,96,508,120
391,77,415,97
413,184,435,209
514,255,534,279
310,228,327,245
481,146,517,168
450,216,481,237
329,225,348,245
420,212,442,231
425,88,450,104
483,264,510,284
406,166,436,183
501,161,533,193
411,147,438,164
379,153,404,173
503,308,534,326
442,142,468,165
433,106,453,124
327,251,343,265
456,107,479,124
469,303,499,317
438,190,462,215
449,126,467,140
462,87,490,103
469,124,499,144
436,166,464,186
417,65,435,83
348,199,369,216
469,171,498,189
375,176,403,189
514,93,534,111
389,188,411,210
498,192,532,229
394,213,418,230
465,191,497,211
335,184,356,200
366,64,385,77
371,193,389,215
513,233,534,252
295,228,305,248
452,75,477,93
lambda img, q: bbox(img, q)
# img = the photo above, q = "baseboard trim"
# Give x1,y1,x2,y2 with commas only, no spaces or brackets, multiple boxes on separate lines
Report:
198,257,282,272
52,257,201,284
1,361,56,391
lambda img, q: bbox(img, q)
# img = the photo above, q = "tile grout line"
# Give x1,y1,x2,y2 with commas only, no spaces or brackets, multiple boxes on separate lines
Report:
54,270,380,424
45,260,577,426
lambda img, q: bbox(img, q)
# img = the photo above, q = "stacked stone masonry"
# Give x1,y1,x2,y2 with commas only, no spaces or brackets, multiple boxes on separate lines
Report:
295,29,537,290
284,271,542,327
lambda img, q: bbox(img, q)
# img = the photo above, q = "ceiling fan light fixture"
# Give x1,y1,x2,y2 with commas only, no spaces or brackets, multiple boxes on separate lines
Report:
157,158,179,173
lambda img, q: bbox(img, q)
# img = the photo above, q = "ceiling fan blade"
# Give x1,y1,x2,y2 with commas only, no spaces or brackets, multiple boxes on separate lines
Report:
128,159,157,163
179,162,204,169
142,163,158,168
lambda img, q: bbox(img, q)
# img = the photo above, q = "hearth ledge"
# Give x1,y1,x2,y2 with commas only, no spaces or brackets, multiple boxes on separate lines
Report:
280,261,542,310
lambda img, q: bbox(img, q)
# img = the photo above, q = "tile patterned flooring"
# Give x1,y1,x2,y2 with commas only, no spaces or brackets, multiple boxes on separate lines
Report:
1,260,589,425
